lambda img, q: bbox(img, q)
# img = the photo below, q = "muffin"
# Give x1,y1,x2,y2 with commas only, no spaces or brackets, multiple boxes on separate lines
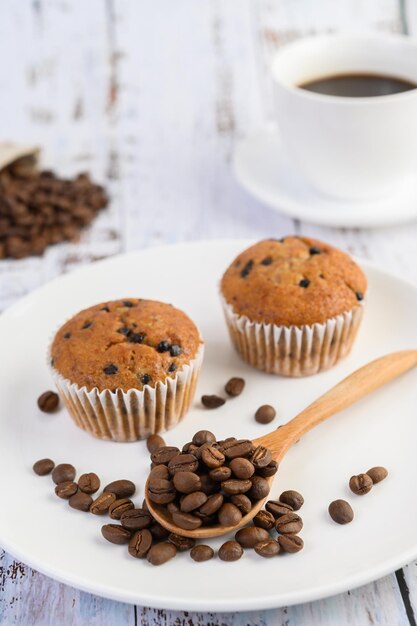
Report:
220,236,367,376
50,298,204,441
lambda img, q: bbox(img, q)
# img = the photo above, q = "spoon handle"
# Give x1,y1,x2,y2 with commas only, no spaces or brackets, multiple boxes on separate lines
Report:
259,350,417,458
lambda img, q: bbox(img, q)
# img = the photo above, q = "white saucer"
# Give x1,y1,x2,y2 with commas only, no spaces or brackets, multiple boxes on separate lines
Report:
233,128,417,228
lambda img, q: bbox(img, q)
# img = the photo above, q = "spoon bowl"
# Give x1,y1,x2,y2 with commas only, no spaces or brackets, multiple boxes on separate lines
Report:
146,350,417,539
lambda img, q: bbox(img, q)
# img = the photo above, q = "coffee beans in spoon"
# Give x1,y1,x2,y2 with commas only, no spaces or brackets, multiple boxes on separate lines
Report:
146,431,277,530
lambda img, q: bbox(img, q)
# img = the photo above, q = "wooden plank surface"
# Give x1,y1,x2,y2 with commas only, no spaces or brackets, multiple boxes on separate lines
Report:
0,1,416,624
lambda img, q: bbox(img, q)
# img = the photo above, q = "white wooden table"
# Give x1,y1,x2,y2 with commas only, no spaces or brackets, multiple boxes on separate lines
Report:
1,1,417,624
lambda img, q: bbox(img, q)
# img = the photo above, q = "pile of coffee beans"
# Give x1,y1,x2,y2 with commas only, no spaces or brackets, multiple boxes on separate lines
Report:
147,429,277,530
0,165,108,259
328,465,388,524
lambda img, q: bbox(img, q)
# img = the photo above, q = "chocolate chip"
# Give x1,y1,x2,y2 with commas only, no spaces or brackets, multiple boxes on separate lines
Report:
201,395,226,409
168,362,177,372
309,246,321,255
37,391,60,413
117,327,130,335
140,374,151,385
82,321,92,329
157,340,171,353
240,259,254,278
100,306,110,312
129,332,145,343
64,332,71,339
123,301,134,307
260,256,273,266
299,278,310,288
170,344,182,356
356,291,364,301
103,364,118,375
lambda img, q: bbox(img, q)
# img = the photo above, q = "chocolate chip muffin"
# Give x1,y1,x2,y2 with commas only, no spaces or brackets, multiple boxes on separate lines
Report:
50,299,204,441
220,237,366,376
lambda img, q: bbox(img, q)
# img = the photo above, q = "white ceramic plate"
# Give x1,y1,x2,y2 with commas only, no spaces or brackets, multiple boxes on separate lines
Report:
233,128,417,228
1,240,417,612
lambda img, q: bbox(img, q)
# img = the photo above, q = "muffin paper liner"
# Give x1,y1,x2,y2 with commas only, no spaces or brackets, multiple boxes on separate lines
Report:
49,343,204,442
221,297,364,377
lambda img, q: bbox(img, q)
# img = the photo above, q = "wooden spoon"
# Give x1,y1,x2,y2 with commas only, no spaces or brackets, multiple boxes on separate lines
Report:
146,350,417,538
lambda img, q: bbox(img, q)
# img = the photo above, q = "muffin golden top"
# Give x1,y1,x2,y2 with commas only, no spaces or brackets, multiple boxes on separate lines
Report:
51,299,202,392
220,237,367,326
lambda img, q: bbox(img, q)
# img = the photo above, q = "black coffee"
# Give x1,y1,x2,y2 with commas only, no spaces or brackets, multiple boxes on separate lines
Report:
299,73,416,97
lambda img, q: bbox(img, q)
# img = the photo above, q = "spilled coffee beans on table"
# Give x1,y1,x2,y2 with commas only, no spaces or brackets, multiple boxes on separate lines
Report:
147,430,277,530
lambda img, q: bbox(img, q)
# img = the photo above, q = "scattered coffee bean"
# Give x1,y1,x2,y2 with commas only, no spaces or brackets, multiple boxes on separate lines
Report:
279,490,304,511
218,503,242,526
349,473,373,496
147,542,177,566
265,500,293,518
190,544,214,562
78,473,100,494
128,529,153,558
109,498,134,520
146,434,166,453
52,463,76,485
275,512,303,534
278,534,304,553
201,395,226,409
90,492,117,515
37,390,60,413
229,458,255,480
33,458,55,476
55,481,78,499
235,526,270,548
218,540,243,562
121,508,152,530
192,430,216,446
254,539,280,558
255,405,276,424
253,510,275,530
101,524,131,545
225,377,245,397
168,533,195,551
69,491,93,512
171,511,202,530
328,499,354,524
103,479,136,498
149,522,170,540
367,466,388,484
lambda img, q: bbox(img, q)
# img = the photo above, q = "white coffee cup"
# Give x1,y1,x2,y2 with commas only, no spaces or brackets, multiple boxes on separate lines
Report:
271,34,417,200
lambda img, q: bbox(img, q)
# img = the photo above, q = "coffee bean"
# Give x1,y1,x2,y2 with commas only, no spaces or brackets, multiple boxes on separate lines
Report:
167,502,179,514
69,491,93,512
78,472,100,494
231,494,252,514
180,491,208,513
248,475,270,500
257,461,279,478
149,522,170,540
148,478,176,504
121,508,152,530
254,539,280,558
109,498,134,520
172,471,201,494
225,377,245,397
199,474,218,496
55,481,78,499
101,524,131,545
328,499,354,524
37,391,60,413
190,545,214,562
90,492,116,515
171,511,202,530
265,500,293,518
147,542,177,566
279,490,304,511
168,454,198,475
366,466,388,484
209,466,232,482
235,526,270,548
201,395,225,409
251,446,272,469
146,434,166,453
255,405,276,424
149,465,170,480
182,442,199,454
275,513,303,534
52,463,76,485
349,473,373,495
278,535,304,553
128,529,153,558
253,510,275,530
193,442,211,461
199,493,224,516
218,503,242,526
103,479,136,498
151,447,180,465
229,458,255,479
221,479,252,495
168,533,195,551
192,430,216,446
33,458,55,476
201,446,225,469
218,540,243,562
223,440,254,460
